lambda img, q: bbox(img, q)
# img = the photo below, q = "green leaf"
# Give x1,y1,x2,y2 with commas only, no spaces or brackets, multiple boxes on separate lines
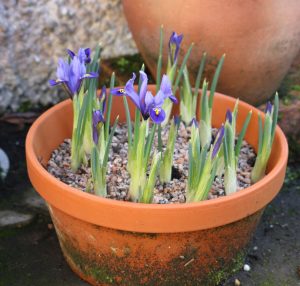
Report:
156,25,164,93
145,124,157,163
188,143,193,188
132,64,145,150
103,116,119,167
105,72,115,139
209,54,225,109
261,113,272,160
140,152,161,203
235,110,252,160
271,92,279,144
194,52,207,98
257,114,263,155
157,124,162,152
202,159,218,200
123,96,132,147
200,80,209,122
198,144,208,178
173,43,194,93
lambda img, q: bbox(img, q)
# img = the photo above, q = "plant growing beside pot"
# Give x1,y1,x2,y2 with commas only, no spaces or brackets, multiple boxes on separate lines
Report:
26,30,288,285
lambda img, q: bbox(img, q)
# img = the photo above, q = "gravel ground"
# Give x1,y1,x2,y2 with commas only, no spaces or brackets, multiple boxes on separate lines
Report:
47,123,256,203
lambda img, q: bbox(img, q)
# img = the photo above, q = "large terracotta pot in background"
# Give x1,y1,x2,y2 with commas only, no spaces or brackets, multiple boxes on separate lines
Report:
122,0,300,105
26,87,288,285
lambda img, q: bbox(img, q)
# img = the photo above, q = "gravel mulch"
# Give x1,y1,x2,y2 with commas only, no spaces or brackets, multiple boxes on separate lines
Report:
47,123,256,204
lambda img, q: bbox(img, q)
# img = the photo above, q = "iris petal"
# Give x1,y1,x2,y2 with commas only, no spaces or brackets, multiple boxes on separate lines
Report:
68,56,84,94
154,90,165,107
93,110,104,126
139,71,148,113
160,75,173,98
169,95,178,103
67,49,75,59
81,72,98,79
56,58,69,82
110,88,127,96
168,32,184,63
78,48,91,64
150,108,166,124
48,79,66,86
226,110,233,124
124,73,140,109
265,102,273,114
212,125,225,159
145,91,154,112
93,126,99,145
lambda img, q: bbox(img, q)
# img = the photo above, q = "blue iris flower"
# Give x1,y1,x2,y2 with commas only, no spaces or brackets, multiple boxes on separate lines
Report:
49,56,98,97
111,71,177,124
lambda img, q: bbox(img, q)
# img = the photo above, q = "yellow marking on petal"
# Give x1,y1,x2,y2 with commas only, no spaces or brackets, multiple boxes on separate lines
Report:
154,108,161,115
55,79,62,83
83,73,91,77
119,88,126,94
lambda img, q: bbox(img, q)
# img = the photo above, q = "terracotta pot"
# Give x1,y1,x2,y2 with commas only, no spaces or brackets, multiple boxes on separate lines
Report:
26,87,288,285
122,0,300,105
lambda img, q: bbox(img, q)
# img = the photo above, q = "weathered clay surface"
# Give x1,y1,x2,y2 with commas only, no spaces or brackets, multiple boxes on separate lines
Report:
0,0,136,113
122,0,300,105
49,204,263,286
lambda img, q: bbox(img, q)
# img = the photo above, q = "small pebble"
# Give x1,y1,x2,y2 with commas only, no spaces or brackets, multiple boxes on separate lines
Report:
47,223,54,230
234,278,241,286
243,264,251,272
253,246,258,251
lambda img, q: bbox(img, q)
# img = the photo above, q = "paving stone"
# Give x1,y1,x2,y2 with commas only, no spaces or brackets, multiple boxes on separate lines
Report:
0,210,34,228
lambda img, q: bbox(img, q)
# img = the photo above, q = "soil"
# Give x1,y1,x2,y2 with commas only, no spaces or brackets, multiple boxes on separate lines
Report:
47,124,256,203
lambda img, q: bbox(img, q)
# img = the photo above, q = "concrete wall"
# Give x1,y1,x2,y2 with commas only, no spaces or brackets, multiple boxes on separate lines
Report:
0,0,137,113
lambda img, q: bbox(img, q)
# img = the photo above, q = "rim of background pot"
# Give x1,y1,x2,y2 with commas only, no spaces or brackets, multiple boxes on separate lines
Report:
26,90,288,233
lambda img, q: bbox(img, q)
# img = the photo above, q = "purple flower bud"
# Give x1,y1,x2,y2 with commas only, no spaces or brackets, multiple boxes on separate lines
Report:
265,102,273,114
169,32,183,64
226,109,232,124
189,118,199,127
212,125,225,159
92,110,105,145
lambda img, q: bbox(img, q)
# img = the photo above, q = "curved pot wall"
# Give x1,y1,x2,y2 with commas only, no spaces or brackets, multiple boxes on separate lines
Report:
122,0,300,105
26,88,288,285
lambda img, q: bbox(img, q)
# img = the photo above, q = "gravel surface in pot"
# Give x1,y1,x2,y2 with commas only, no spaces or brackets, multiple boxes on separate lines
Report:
47,123,256,204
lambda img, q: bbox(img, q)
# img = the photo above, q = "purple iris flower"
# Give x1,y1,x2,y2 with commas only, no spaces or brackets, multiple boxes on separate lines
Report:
49,56,98,97
92,110,105,145
265,101,273,114
169,32,183,64
67,48,91,64
225,109,233,124
111,71,177,124
212,125,225,159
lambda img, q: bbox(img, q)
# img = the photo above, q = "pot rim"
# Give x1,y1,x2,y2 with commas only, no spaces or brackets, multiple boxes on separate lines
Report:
26,91,288,233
